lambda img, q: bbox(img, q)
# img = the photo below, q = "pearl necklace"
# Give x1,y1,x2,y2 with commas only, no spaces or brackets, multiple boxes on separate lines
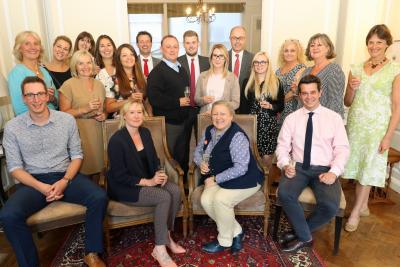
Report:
369,57,387,69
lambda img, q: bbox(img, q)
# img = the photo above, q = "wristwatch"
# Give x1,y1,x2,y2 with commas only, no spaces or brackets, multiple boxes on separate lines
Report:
62,177,72,186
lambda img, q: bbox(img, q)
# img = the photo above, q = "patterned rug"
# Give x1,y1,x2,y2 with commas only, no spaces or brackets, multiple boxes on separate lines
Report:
51,216,326,267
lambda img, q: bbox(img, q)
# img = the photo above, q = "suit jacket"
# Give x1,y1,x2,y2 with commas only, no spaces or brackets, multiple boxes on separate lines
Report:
194,70,240,113
138,55,161,74
107,126,160,202
228,49,254,114
177,54,210,84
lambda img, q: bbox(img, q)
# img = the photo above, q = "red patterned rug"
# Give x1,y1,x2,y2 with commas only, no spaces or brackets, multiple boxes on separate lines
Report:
51,216,326,267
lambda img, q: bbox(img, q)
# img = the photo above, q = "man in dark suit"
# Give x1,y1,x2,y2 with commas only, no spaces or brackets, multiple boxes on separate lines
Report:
228,26,254,114
136,31,161,78
177,30,210,141
147,35,191,175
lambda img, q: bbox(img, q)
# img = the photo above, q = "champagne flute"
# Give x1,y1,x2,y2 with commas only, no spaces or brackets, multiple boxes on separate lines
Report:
202,152,211,175
184,86,190,98
157,162,166,186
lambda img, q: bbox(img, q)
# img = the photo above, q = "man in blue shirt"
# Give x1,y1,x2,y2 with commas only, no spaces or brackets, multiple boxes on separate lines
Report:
0,76,108,267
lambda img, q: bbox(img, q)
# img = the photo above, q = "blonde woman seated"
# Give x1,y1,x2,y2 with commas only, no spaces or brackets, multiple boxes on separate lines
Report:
195,44,240,113
193,100,263,254
107,100,185,267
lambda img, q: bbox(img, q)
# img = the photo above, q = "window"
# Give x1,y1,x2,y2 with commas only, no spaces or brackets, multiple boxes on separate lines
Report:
168,17,202,56
128,14,163,58
209,13,242,53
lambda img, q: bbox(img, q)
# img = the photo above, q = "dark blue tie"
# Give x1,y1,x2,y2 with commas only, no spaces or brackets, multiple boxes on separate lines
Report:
302,112,314,170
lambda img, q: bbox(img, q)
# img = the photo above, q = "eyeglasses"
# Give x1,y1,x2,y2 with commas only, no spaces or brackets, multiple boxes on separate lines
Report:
212,54,225,60
253,61,268,66
24,92,47,100
230,36,245,42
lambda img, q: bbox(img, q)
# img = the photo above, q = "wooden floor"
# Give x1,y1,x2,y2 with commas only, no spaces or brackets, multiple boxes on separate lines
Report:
1,181,399,267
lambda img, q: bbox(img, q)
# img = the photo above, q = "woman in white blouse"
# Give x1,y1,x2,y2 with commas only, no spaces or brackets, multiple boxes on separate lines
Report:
195,44,240,113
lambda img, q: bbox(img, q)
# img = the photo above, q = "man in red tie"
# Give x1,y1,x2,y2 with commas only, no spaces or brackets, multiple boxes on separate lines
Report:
136,31,161,78
228,26,254,114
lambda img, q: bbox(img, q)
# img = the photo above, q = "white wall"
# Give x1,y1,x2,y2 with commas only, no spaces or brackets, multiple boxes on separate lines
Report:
260,0,400,192
0,0,129,80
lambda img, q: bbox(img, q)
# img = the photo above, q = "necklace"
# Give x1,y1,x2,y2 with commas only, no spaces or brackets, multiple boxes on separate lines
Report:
369,57,387,69
24,63,40,75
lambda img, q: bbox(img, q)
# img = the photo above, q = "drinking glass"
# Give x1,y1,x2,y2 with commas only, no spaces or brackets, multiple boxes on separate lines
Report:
350,64,361,80
184,86,190,98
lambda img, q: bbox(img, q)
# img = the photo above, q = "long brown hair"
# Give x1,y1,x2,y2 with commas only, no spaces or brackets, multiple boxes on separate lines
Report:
114,44,146,99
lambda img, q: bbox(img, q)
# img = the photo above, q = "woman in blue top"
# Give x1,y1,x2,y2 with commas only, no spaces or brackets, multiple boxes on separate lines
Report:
193,100,263,254
8,31,57,115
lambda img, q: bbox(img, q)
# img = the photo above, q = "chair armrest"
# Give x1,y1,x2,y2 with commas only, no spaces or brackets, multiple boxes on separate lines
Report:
252,143,271,200
99,168,107,190
165,158,188,215
188,163,196,198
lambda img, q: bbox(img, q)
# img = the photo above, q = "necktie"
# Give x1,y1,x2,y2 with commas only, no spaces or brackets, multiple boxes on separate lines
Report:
302,112,314,170
143,58,149,77
190,58,196,107
233,53,240,77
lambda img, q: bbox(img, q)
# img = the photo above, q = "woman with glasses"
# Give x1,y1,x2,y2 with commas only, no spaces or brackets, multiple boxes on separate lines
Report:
105,44,152,118
245,51,284,169
8,31,58,115
275,39,306,128
44,36,73,89
195,44,240,113
300,33,345,117
59,50,106,176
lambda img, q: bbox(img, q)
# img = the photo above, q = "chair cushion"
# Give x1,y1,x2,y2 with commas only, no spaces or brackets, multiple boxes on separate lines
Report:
26,201,86,225
298,187,346,209
107,200,155,217
190,185,266,213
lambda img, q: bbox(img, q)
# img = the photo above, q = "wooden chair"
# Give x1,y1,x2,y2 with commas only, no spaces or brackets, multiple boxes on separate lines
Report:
272,184,346,255
101,117,188,252
187,114,270,237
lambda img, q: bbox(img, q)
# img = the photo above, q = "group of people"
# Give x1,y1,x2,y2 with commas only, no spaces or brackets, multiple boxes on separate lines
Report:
0,22,399,267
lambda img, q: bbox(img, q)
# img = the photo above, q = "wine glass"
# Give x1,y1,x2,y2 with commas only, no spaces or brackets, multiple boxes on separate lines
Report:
202,152,211,175
184,86,190,98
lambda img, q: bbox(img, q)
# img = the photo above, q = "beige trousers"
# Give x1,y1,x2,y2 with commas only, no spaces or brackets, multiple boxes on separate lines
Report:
200,183,261,246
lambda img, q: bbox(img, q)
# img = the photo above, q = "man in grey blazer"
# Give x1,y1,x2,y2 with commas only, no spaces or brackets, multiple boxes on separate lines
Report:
136,31,161,78
228,26,254,114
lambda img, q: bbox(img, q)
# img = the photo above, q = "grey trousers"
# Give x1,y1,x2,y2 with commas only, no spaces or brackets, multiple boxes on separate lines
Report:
133,181,181,245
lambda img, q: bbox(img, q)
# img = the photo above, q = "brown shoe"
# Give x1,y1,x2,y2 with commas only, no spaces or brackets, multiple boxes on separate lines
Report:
84,253,106,267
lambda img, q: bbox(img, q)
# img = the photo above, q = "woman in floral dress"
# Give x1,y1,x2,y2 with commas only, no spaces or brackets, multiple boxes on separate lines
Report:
343,24,400,232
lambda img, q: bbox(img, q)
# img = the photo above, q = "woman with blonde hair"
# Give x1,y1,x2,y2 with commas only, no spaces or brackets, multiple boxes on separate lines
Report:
59,50,106,176
8,31,58,115
107,99,185,267
44,35,73,89
275,39,306,127
245,51,284,168
195,44,240,113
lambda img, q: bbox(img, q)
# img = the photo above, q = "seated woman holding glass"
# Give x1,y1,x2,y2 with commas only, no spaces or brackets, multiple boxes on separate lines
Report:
107,100,185,267
195,44,240,113
193,100,263,254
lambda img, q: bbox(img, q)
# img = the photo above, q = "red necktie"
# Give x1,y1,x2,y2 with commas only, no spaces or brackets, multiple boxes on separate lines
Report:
233,53,240,77
143,58,149,77
190,58,196,107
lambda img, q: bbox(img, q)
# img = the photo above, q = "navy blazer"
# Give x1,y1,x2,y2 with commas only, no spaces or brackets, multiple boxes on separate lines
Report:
177,54,210,85
107,126,160,202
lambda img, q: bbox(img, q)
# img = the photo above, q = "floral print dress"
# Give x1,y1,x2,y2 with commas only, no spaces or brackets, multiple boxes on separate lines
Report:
343,61,400,187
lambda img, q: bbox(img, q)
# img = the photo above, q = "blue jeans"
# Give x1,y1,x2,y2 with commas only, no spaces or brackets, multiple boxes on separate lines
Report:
277,164,340,241
0,172,108,267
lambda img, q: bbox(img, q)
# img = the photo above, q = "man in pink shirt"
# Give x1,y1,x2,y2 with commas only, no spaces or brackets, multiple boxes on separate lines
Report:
276,74,349,253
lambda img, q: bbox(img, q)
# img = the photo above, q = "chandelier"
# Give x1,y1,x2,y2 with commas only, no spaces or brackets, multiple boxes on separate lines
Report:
186,0,216,23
